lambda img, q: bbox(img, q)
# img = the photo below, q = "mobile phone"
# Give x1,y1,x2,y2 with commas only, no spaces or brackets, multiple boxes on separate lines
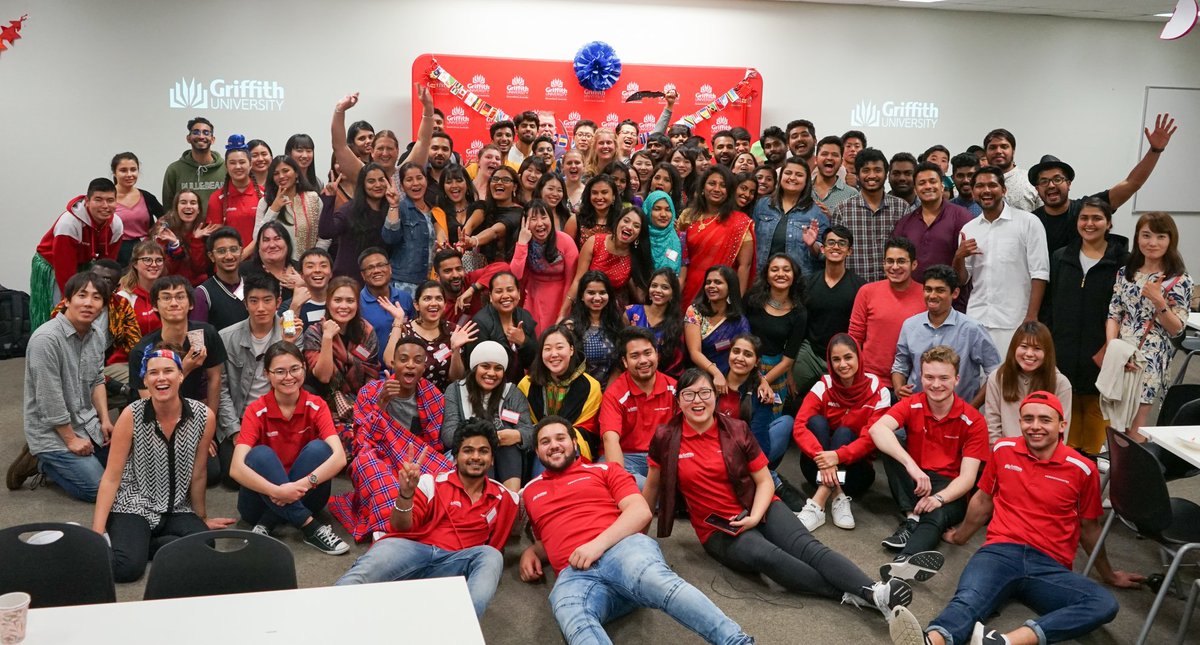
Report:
704,510,748,536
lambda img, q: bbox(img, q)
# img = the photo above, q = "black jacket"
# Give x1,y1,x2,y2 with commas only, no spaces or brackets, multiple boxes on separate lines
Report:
1047,234,1129,395
467,304,538,384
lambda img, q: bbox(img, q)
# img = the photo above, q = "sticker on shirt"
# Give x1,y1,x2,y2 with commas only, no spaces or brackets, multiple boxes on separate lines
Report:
305,309,326,323
626,406,638,412
266,431,279,437
434,346,452,362
353,344,371,360
664,248,679,262
500,408,520,424
714,338,731,351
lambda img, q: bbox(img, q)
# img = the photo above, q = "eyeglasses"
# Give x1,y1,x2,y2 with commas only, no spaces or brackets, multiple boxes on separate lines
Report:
360,262,390,273
824,239,850,249
883,258,911,266
190,129,213,137
157,293,189,303
489,177,514,185
211,247,241,257
137,256,165,266
680,388,715,402
267,365,305,378
1036,175,1068,187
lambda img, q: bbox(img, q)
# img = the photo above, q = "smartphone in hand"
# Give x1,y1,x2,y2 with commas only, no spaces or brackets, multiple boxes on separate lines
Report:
704,510,749,536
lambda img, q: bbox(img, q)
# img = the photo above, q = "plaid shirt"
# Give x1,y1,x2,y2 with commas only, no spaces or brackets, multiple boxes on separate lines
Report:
328,377,452,541
831,194,911,283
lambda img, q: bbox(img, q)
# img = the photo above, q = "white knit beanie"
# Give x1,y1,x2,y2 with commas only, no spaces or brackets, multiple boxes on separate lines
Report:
470,340,509,371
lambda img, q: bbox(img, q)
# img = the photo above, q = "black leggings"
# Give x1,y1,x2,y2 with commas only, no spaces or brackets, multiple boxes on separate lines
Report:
205,435,238,489
702,501,875,598
107,511,208,583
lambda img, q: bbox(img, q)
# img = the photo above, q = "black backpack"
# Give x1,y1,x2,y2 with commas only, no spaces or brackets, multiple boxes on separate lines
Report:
0,287,31,359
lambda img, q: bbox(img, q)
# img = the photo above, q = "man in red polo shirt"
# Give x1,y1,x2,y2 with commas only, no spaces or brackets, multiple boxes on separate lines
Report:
889,392,1142,645
600,327,677,487
520,416,753,645
335,418,518,618
869,345,987,583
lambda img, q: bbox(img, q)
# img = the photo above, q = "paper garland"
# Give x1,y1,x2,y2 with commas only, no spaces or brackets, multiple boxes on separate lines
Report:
0,14,27,53
673,68,759,129
425,57,510,124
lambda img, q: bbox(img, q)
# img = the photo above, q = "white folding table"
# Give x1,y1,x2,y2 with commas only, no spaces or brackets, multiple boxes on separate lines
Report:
1139,425,1200,470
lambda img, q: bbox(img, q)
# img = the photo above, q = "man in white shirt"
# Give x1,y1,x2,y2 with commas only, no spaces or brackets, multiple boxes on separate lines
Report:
956,166,1050,354
982,129,1041,212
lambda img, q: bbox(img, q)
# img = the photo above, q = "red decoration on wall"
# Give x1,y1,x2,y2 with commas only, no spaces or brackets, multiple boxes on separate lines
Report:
411,53,763,163
0,14,27,53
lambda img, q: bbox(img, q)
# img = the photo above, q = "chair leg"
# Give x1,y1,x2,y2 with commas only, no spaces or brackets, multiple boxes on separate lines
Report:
1175,578,1200,645
1172,352,1195,386
1083,512,1115,577
1139,543,1200,645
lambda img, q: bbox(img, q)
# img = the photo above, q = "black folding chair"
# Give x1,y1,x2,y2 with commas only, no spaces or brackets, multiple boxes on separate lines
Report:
0,522,116,607
143,529,297,600
1083,428,1200,644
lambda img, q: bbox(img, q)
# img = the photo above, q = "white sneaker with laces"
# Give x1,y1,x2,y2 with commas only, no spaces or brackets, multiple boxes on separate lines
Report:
797,500,826,531
831,494,856,529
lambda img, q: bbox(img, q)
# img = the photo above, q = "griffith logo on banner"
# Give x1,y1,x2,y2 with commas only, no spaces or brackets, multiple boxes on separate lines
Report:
467,139,484,162
849,100,939,129
602,112,620,129
169,77,285,112
620,81,641,101
544,78,568,101
639,113,657,134
446,106,471,129
661,83,676,104
506,76,529,99
694,84,717,104
562,111,581,133
712,116,731,133
583,88,606,102
467,74,491,97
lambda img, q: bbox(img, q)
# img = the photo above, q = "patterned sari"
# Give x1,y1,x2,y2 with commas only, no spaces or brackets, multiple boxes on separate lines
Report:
680,211,754,307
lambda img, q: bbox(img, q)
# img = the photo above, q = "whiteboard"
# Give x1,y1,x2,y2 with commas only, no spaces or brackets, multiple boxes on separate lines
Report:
1133,86,1200,214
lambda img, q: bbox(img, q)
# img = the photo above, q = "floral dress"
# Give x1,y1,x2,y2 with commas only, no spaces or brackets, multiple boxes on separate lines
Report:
1107,268,1192,404
400,320,458,392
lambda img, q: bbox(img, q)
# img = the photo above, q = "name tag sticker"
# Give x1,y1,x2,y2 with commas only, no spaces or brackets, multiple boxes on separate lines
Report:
434,346,452,362
353,345,370,360
714,338,732,351
627,406,638,412
305,309,325,323
664,249,679,261
500,409,520,424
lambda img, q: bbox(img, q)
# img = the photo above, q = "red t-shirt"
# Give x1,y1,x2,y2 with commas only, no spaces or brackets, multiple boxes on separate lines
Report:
882,393,988,477
521,460,640,573
980,438,1103,568
649,422,768,544
382,470,519,552
238,389,337,470
207,181,262,246
599,371,677,453
847,280,926,380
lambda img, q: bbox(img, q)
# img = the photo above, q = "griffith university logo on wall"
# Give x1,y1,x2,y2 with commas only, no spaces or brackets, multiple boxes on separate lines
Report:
712,116,731,133
544,78,568,101
506,76,529,99
694,84,716,104
850,100,939,129
169,77,285,112
620,81,641,101
583,88,606,102
467,139,484,161
446,106,470,129
602,112,620,129
562,111,581,133
639,113,657,133
467,74,491,97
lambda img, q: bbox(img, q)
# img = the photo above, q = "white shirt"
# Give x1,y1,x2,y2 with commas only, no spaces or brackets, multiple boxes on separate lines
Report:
1002,166,1042,212
962,204,1049,330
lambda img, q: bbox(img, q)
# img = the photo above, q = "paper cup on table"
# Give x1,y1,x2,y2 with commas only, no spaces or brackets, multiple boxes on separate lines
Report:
0,591,30,644
186,329,206,353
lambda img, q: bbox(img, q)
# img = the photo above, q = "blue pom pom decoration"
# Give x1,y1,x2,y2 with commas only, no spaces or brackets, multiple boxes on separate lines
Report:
573,41,622,92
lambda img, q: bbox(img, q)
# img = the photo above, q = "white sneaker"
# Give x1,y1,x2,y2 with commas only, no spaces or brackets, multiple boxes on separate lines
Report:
1096,456,1110,474
831,494,856,529
889,606,929,645
871,578,913,617
797,500,825,531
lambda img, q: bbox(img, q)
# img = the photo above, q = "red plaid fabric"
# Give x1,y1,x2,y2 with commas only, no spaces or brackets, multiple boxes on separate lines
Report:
328,378,452,541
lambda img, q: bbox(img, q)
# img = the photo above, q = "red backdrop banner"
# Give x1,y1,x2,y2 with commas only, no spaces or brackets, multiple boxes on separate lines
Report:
411,53,763,162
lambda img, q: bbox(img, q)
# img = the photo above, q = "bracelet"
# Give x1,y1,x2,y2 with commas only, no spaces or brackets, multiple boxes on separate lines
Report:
1150,146,1165,153
393,503,413,513
398,492,413,500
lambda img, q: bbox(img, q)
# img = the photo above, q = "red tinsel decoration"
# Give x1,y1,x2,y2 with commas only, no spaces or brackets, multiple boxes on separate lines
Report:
0,14,28,53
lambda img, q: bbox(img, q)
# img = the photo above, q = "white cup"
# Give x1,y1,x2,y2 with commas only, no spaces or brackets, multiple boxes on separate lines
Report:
0,591,30,645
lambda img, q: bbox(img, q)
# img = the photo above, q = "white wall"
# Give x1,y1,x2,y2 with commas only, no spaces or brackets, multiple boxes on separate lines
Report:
2,0,1199,290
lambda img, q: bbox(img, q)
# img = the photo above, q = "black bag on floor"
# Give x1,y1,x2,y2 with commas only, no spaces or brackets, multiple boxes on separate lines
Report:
0,287,32,359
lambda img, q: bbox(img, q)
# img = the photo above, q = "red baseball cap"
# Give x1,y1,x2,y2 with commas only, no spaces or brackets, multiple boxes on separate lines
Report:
1020,391,1065,420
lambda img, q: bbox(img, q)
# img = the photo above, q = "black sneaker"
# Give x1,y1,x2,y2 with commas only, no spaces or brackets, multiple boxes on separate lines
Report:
775,476,809,512
972,622,1011,644
881,550,945,582
303,524,349,555
881,518,918,551
6,445,38,491
871,578,913,615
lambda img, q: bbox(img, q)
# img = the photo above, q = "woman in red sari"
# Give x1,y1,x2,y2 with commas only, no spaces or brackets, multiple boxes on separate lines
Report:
679,165,755,308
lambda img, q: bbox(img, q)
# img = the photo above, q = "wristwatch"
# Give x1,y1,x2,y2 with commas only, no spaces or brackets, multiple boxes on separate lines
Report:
308,473,320,489
933,493,946,505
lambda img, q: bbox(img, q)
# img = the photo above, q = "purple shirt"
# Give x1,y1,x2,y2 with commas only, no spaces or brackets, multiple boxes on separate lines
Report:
891,201,977,277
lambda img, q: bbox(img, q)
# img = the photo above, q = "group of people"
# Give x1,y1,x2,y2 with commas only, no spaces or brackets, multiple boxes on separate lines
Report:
9,88,1192,643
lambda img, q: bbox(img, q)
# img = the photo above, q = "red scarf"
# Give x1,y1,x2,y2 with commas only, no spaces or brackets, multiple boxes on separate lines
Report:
825,336,874,410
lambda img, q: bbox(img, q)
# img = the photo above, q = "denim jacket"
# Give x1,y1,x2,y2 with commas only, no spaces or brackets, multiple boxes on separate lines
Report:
381,196,433,285
751,197,828,277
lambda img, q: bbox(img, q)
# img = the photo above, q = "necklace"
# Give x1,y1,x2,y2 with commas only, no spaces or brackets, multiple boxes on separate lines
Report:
695,213,719,232
767,297,791,310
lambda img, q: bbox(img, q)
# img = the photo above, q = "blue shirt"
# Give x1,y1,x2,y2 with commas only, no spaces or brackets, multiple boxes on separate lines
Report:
359,285,416,367
750,196,828,277
892,308,1001,399
949,196,983,218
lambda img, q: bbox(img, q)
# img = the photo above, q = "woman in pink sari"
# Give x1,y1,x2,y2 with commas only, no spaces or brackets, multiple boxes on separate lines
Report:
679,165,755,308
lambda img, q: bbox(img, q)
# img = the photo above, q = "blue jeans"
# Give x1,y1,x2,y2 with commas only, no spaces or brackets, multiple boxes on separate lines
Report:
549,533,753,645
391,281,418,299
798,415,876,498
237,441,333,528
37,444,108,502
335,538,503,617
929,543,1118,645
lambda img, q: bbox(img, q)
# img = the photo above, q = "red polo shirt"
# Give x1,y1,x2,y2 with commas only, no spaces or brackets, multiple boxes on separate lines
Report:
980,438,1103,568
599,371,677,452
238,389,337,470
882,392,988,477
207,181,262,246
383,470,519,552
649,422,768,544
521,461,640,573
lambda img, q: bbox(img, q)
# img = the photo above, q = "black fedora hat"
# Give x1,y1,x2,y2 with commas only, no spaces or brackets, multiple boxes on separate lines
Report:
1028,155,1075,185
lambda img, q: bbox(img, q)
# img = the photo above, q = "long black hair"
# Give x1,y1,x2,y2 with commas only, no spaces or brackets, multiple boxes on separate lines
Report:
529,324,584,386
263,156,316,225
345,163,389,250
533,172,572,234
568,270,626,346
691,165,737,221
285,133,320,188
614,205,654,295
601,160,635,205
646,162,683,208
577,174,619,236
745,252,807,310
524,199,561,265
647,267,684,369
692,264,744,322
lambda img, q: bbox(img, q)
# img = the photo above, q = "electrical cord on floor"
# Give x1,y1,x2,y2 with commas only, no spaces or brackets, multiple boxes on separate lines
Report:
706,572,807,609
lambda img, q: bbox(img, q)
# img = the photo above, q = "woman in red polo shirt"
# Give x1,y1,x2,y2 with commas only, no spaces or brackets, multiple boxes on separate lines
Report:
207,143,262,248
230,341,350,556
644,368,911,619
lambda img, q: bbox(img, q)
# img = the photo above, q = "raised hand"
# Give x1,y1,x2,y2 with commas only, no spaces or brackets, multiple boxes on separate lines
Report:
450,320,479,350
335,92,359,112
385,177,401,208
954,231,981,261
1145,113,1177,151
803,219,820,248
516,215,533,245
505,320,526,346
321,318,342,341
664,87,678,108
377,296,407,324
415,83,434,112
